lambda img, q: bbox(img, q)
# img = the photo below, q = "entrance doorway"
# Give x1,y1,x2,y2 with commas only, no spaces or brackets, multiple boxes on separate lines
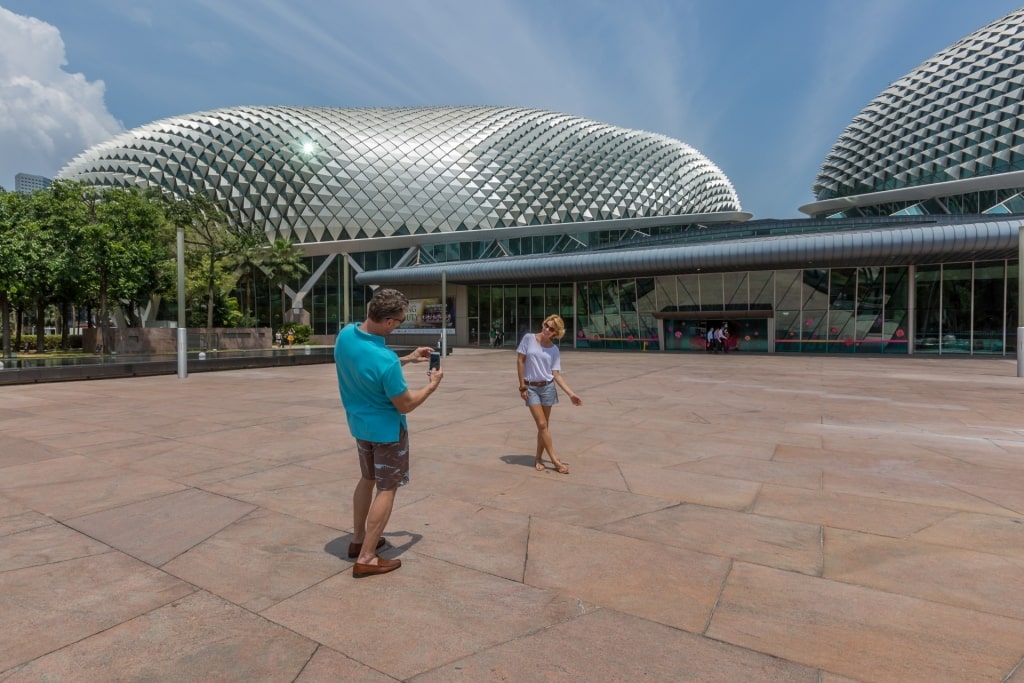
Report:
656,311,773,353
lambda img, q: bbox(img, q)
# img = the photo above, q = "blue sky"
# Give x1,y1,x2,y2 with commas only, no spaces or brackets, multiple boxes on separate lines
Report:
1,1,1021,219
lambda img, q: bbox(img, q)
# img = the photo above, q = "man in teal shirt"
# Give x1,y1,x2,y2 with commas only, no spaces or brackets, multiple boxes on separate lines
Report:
335,288,443,577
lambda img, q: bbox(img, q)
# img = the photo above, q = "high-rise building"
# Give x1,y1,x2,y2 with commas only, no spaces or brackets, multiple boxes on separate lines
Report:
14,173,52,194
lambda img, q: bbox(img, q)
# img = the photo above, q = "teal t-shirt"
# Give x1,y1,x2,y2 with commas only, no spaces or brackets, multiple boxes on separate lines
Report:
334,323,408,442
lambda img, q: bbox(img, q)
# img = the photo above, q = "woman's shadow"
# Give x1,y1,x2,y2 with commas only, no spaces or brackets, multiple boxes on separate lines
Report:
500,454,537,468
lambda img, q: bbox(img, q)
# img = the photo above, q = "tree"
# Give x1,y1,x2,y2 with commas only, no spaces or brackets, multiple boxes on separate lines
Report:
262,237,309,329
78,185,172,354
225,223,269,327
0,190,32,358
165,191,234,350
33,181,95,350
19,190,67,352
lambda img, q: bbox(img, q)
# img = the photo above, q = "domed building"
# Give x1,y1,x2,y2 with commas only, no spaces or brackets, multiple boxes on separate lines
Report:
58,9,1024,356
58,105,743,243
58,105,748,348
805,7,1024,218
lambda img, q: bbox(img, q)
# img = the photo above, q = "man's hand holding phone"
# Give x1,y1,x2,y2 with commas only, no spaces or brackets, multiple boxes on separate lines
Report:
427,351,443,386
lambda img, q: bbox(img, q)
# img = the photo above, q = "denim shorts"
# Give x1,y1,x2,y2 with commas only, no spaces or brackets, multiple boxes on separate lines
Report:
525,381,558,407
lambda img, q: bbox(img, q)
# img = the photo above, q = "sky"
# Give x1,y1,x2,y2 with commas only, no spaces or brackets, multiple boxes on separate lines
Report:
1,1,1021,220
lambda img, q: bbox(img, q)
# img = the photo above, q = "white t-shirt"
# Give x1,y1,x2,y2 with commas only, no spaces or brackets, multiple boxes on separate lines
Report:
517,333,560,382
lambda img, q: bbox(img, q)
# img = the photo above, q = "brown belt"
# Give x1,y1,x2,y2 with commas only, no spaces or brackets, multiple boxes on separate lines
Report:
524,379,553,387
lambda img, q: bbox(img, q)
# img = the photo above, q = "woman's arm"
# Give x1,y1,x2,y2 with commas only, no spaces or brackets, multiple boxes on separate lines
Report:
553,370,582,405
517,353,528,396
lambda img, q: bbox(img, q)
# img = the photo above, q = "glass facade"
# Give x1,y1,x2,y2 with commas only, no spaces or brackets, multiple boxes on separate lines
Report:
452,260,1015,355
249,246,1016,356
915,261,1016,354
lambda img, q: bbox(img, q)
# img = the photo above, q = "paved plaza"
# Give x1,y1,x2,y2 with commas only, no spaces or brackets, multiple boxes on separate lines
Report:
2,348,1024,682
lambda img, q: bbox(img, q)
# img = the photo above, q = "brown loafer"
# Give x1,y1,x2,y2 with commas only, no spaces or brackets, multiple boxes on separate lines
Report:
352,556,401,578
347,538,386,558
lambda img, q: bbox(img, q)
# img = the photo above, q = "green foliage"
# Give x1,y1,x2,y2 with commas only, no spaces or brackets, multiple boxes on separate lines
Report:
166,190,261,344
2,182,276,359
263,237,310,326
43,334,83,351
279,323,311,344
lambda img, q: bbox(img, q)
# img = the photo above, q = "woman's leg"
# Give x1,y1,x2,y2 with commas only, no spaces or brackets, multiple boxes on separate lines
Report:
529,403,568,473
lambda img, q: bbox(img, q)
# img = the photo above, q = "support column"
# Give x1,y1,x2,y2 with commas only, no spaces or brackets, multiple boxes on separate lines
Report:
176,225,187,379
1018,225,1023,377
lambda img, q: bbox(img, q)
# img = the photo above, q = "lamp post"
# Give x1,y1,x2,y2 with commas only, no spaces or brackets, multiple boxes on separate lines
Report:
343,253,350,327
177,224,187,379
1018,224,1023,377
441,270,448,357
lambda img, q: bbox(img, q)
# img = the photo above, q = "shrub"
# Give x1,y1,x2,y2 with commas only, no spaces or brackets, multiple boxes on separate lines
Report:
279,324,311,344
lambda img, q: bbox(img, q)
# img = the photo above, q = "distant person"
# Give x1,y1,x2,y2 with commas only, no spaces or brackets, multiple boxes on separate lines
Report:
706,327,714,353
334,288,442,577
517,314,582,474
286,328,295,347
275,330,283,347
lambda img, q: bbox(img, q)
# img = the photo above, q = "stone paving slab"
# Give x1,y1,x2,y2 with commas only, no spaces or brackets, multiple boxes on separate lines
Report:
1,591,317,681
65,488,256,566
2,350,1024,681
707,561,1024,683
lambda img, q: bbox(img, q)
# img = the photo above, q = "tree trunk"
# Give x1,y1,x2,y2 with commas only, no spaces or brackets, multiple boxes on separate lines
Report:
206,262,215,351
246,276,253,324
15,306,23,351
35,300,45,352
99,272,109,355
60,301,70,350
280,285,287,328
1,292,10,358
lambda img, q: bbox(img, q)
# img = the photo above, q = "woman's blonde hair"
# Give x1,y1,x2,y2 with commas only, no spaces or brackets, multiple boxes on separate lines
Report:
543,314,566,340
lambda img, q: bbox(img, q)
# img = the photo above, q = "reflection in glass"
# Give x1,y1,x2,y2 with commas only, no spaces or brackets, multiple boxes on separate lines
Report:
915,265,942,354
725,272,748,309
973,261,1005,353
700,272,724,310
942,263,973,354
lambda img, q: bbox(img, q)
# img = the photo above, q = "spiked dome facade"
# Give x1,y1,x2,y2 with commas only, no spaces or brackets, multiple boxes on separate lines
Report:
807,8,1024,217
57,105,742,245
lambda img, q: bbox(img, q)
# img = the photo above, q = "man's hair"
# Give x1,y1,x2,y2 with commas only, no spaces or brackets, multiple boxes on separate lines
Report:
367,288,409,322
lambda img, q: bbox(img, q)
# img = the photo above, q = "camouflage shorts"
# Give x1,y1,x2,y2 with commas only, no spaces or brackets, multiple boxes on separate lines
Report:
356,426,410,491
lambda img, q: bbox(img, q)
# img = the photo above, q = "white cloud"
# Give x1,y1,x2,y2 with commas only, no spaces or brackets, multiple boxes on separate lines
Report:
0,6,123,190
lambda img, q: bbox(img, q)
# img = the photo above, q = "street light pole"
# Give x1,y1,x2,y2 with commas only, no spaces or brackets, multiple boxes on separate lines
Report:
441,270,447,357
1018,224,1023,377
177,224,187,379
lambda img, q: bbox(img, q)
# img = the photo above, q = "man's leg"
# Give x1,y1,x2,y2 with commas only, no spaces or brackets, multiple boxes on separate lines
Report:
355,487,396,565
351,476,375,544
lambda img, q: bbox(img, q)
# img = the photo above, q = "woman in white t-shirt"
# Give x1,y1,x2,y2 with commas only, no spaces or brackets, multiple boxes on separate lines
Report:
516,314,583,474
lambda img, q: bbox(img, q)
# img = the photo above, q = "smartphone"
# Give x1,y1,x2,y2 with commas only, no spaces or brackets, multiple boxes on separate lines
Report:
429,351,441,371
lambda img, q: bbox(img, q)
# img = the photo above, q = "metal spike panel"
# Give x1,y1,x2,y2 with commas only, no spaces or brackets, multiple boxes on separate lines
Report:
812,8,1024,201
57,106,740,243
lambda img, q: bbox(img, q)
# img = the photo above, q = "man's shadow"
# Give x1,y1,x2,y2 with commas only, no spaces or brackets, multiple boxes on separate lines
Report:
325,532,422,561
